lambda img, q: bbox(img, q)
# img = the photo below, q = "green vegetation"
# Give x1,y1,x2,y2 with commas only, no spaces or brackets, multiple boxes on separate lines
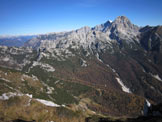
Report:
51,86,78,104
62,81,93,96
11,54,27,64
56,106,80,117
0,80,14,95
29,66,53,81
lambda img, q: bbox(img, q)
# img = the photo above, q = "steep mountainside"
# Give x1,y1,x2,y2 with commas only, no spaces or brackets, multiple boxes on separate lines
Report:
0,16,162,122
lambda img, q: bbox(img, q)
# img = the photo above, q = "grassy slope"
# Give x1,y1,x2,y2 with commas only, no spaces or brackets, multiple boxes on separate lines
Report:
0,46,148,121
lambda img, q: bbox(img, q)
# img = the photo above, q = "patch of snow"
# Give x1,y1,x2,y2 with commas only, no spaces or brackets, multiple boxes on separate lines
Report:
26,94,33,98
0,92,23,100
96,53,103,63
106,64,132,93
116,77,131,93
61,105,66,107
36,99,60,107
146,99,151,107
109,20,112,23
151,74,162,82
143,99,151,116
0,92,61,108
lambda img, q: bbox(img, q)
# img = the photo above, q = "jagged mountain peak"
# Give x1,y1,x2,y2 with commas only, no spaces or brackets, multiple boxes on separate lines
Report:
75,26,91,33
114,16,130,22
107,16,140,43
25,16,142,49
112,16,138,30
92,20,112,32
92,16,139,34
103,20,112,27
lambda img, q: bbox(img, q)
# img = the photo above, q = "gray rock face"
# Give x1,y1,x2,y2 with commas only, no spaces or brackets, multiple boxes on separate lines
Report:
0,46,34,70
25,16,140,52
92,20,112,32
108,16,140,43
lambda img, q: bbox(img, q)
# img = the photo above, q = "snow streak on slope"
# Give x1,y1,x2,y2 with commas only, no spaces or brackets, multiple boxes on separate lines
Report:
151,74,162,82
0,92,23,100
146,99,151,107
115,77,131,93
36,99,60,107
97,53,132,94
106,64,131,93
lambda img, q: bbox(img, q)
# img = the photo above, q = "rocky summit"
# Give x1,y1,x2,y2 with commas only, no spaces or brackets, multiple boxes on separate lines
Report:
0,16,162,122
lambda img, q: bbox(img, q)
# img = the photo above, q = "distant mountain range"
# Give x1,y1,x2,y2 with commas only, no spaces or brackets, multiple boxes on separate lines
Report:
0,35,36,47
0,16,162,122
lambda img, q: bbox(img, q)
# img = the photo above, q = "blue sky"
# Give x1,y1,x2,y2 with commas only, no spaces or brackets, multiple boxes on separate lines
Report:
0,0,162,36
